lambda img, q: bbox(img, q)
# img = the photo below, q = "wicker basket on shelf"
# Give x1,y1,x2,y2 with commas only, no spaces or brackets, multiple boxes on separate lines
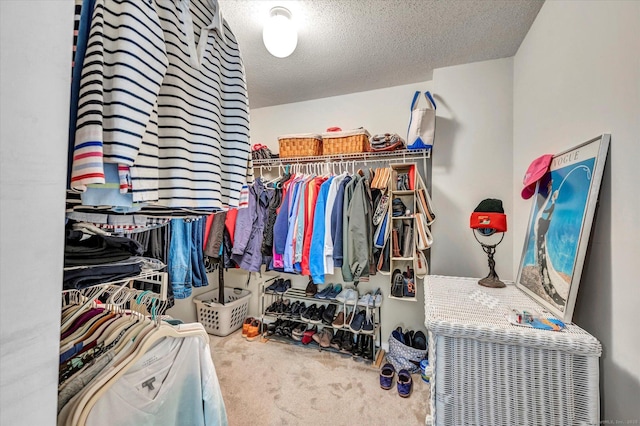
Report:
321,128,371,155
278,133,323,158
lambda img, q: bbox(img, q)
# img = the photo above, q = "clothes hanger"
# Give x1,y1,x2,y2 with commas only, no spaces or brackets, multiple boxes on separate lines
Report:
74,321,209,425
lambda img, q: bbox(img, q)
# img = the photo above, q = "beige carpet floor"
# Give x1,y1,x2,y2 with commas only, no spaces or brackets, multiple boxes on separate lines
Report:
209,331,430,426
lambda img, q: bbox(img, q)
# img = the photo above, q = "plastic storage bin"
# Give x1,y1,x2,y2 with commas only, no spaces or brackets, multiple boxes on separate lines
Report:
193,288,251,336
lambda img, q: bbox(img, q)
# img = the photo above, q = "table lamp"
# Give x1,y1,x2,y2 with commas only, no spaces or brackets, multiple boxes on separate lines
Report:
470,198,507,288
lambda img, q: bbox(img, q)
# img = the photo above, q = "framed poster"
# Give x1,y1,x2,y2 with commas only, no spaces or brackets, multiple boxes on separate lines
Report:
516,134,610,322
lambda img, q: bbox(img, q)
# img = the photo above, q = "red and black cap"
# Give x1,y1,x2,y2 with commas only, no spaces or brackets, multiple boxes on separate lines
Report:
470,198,507,233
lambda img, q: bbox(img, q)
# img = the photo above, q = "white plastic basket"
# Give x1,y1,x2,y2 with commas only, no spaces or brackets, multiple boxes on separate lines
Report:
193,288,251,336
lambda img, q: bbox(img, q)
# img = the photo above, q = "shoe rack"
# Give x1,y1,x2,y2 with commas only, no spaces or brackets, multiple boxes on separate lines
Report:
259,279,382,364
388,163,419,302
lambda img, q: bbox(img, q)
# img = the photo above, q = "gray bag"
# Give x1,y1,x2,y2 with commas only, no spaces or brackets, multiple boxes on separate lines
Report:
386,333,427,374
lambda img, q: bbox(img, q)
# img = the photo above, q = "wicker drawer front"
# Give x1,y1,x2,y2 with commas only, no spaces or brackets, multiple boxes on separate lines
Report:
322,129,371,155
278,134,323,158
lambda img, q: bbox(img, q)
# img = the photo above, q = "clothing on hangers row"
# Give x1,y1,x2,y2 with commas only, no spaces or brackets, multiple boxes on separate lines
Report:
57,287,227,426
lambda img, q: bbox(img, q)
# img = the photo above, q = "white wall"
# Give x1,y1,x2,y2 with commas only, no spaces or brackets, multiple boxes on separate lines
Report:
248,71,514,342
250,82,434,339
432,58,514,280
0,1,74,425
513,1,640,421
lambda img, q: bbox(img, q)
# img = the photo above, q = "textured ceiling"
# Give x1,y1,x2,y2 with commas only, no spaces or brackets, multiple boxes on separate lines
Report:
219,0,543,109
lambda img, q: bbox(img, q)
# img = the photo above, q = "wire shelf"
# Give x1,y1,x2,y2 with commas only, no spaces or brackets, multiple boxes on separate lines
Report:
252,148,431,167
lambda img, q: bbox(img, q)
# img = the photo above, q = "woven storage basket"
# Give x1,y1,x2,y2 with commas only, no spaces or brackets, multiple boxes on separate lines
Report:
278,133,323,158
321,128,371,155
193,288,251,336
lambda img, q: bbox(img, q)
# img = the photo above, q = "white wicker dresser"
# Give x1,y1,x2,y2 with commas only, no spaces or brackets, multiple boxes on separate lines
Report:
424,275,602,426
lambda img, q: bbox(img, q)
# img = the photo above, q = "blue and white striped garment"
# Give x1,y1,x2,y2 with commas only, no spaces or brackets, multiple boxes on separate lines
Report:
71,0,252,211
153,0,252,210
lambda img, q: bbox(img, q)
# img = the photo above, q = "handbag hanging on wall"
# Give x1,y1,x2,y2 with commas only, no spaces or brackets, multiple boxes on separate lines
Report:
406,91,437,150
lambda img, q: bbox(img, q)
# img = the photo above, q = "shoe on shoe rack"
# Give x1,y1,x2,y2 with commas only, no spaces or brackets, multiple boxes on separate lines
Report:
291,323,307,341
305,278,317,297
275,320,290,336
322,304,337,325
266,319,283,336
335,288,348,303
352,334,365,356
397,369,413,398
345,289,359,305
312,328,325,344
325,284,342,300
343,311,354,329
362,335,374,360
300,304,317,322
277,299,291,315
331,311,345,328
331,329,344,350
310,305,326,324
357,293,373,307
245,319,262,341
314,284,334,299
265,300,280,314
348,310,366,333
413,331,427,350
380,363,396,390
266,278,282,292
274,279,291,293
341,331,355,353
301,325,318,345
361,313,375,334
241,317,254,338
371,288,383,307
290,301,305,319
320,327,334,348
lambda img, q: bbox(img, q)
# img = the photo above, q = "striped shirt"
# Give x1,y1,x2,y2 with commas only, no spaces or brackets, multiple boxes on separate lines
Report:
70,0,252,211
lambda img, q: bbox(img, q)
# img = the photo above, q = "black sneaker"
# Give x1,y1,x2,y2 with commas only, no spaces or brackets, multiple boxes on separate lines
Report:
341,331,355,353
266,278,282,292
291,323,307,341
265,300,281,314
361,313,374,334
266,319,282,336
300,304,317,322
291,301,305,319
322,304,337,325
310,305,326,324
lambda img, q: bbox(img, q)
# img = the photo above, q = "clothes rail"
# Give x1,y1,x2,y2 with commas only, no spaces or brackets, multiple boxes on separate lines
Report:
254,148,431,181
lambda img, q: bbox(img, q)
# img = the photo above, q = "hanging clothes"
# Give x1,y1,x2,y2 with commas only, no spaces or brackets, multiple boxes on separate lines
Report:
69,0,252,211
231,179,270,272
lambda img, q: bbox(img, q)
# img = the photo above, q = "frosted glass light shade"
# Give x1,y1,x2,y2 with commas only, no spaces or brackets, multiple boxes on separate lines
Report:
263,7,297,58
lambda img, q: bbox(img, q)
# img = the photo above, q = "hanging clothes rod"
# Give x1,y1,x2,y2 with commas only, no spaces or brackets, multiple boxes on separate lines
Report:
251,148,430,167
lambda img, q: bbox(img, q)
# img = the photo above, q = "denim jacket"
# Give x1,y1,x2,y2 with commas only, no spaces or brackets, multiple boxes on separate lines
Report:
231,179,269,272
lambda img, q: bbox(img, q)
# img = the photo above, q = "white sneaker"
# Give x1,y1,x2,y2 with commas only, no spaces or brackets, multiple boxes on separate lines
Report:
345,289,359,305
357,293,373,306
335,288,347,303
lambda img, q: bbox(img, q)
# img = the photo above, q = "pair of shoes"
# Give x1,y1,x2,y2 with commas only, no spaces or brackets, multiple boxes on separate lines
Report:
300,304,317,322
301,325,318,345
314,284,334,299
352,334,373,359
379,364,413,397
348,309,366,332
361,312,375,334
291,323,307,341
331,311,345,328
274,279,291,293
265,278,282,292
330,329,345,349
245,319,262,341
322,304,337,325
310,305,326,324
340,331,355,353
266,319,283,336
305,278,317,297
241,317,254,338
336,288,358,304
312,327,334,348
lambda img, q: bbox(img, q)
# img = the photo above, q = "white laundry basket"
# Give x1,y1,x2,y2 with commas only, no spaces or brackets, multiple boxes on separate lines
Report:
193,288,251,336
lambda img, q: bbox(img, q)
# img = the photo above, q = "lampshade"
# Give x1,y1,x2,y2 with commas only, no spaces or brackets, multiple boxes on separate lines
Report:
263,6,297,58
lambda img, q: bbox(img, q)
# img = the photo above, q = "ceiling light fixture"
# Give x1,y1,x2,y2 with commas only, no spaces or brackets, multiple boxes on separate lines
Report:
262,6,297,58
